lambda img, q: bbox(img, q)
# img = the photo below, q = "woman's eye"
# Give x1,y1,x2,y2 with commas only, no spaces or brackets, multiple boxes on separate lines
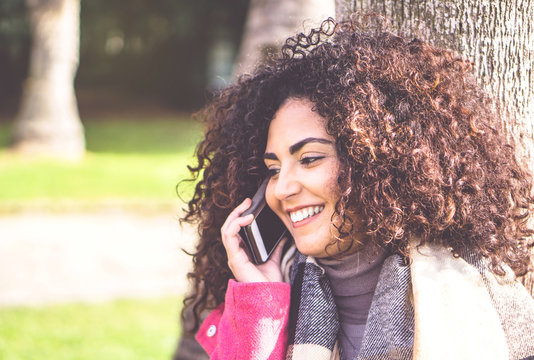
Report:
267,168,280,177
300,156,324,165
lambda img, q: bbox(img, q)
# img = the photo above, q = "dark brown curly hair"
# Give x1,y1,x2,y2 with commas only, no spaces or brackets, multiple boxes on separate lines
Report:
180,17,534,332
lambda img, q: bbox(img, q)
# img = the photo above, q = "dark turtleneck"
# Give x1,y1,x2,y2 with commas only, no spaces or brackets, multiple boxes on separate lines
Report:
317,247,388,360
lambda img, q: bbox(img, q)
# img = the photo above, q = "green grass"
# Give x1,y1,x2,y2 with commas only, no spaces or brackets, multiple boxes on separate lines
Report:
0,297,182,360
0,115,202,212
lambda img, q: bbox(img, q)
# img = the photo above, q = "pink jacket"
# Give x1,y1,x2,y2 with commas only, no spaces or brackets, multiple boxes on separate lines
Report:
196,279,291,359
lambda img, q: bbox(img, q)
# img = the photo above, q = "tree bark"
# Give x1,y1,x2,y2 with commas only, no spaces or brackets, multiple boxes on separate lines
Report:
338,0,534,294
10,0,84,160
335,0,353,20
233,0,336,78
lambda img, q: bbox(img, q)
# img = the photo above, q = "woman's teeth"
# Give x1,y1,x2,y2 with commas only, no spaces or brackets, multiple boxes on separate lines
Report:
290,206,324,223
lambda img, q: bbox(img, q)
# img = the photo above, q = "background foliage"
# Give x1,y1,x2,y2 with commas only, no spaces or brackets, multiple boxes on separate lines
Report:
0,0,30,115
0,0,249,115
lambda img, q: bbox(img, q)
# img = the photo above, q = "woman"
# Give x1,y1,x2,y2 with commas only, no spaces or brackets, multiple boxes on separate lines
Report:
181,16,534,360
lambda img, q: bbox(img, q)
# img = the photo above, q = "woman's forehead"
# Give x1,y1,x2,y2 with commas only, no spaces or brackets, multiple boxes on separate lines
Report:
265,98,333,153
269,98,328,134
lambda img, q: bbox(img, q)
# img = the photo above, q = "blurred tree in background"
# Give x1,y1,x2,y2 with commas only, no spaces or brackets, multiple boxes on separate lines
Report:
11,0,84,159
0,0,249,119
234,0,334,77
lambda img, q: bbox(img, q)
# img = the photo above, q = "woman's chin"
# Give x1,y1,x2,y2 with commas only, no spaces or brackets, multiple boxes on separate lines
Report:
293,240,329,258
291,225,341,258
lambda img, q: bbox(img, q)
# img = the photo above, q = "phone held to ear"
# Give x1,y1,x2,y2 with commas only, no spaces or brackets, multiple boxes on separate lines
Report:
239,177,289,265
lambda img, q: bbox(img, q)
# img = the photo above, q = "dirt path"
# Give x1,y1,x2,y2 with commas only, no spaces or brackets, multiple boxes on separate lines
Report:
0,211,197,306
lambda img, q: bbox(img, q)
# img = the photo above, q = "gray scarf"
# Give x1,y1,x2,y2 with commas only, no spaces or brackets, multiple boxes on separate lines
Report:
285,243,534,360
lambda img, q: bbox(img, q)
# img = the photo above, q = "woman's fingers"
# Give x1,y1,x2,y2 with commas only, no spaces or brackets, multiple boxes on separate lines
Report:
221,198,254,255
221,198,252,230
220,198,286,283
223,214,253,255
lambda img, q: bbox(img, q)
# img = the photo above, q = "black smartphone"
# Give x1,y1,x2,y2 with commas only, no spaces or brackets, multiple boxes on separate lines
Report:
238,177,288,265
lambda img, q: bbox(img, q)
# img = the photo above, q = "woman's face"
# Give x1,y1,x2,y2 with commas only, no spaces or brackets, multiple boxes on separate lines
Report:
264,97,356,257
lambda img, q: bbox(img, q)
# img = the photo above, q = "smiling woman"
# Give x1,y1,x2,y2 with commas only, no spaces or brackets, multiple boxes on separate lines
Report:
179,16,534,360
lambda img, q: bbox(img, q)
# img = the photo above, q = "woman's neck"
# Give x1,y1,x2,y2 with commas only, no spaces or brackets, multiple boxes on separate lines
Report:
318,246,388,298
317,246,388,359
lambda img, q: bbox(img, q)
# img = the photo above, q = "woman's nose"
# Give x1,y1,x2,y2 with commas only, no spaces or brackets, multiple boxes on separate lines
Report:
274,168,301,200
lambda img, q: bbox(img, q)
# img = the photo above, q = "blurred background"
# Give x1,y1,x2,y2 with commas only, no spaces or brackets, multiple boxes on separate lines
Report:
0,0,244,358
1,0,532,359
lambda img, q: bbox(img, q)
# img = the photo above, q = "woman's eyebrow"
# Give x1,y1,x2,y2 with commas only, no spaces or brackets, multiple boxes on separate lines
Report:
263,137,332,160
289,137,332,154
263,152,278,160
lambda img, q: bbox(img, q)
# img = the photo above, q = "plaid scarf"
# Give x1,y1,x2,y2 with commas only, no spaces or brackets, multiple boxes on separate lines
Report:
286,254,340,359
285,244,534,360
285,251,413,360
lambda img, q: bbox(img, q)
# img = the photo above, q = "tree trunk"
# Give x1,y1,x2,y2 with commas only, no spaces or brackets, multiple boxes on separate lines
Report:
337,0,534,294
233,0,336,78
10,0,84,160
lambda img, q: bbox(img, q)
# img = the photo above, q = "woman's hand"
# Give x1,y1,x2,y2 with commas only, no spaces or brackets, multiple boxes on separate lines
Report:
221,198,286,283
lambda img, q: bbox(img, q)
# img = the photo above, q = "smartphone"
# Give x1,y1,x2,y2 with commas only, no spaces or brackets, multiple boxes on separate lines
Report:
238,177,288,265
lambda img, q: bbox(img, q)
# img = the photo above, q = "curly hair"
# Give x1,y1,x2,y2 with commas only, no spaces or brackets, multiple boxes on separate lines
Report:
180,17,534,332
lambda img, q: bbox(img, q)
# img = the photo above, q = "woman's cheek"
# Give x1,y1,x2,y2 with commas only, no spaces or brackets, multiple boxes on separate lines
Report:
265,185,283,218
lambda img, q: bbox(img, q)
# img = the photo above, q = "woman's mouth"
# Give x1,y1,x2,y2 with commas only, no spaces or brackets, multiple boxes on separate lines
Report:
289,205,324,224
